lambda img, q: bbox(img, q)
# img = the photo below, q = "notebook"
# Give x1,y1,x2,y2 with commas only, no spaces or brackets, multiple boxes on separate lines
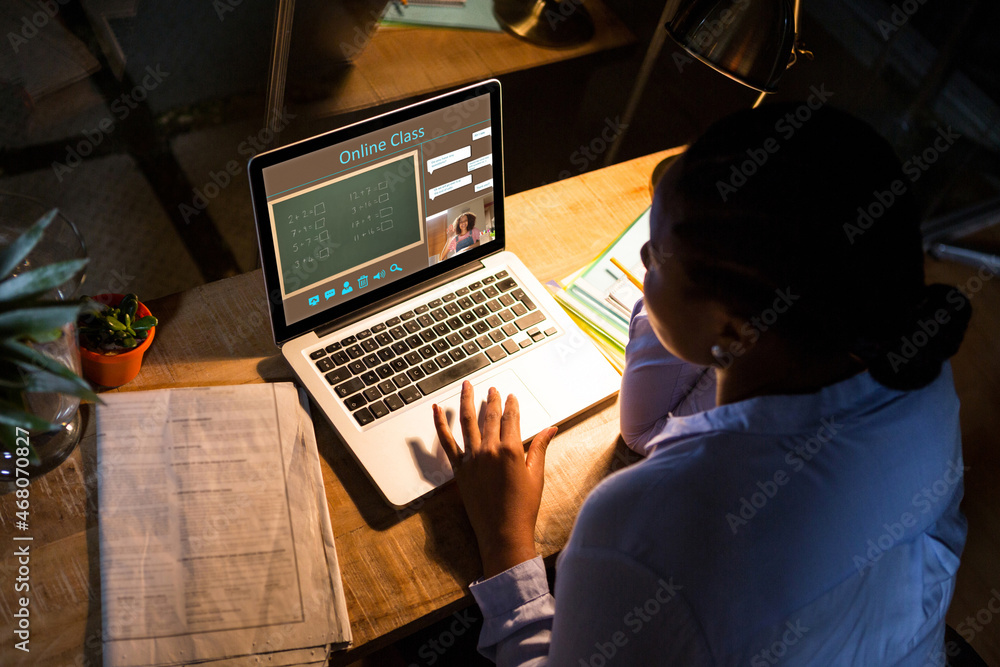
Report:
248,79,620,507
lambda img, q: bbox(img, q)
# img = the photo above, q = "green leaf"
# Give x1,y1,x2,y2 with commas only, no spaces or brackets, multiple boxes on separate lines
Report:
0,258,88,303
0,304,82,340
120,294,138,321
132,315,157,330
0,209,58,279
1,340,101,403
105,315,126,331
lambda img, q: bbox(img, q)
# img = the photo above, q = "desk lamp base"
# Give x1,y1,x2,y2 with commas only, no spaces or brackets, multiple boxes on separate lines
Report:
494,0,595,48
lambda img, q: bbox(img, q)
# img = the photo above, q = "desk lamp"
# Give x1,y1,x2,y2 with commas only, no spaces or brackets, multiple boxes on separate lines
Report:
606,0,811,166
494,0,595,48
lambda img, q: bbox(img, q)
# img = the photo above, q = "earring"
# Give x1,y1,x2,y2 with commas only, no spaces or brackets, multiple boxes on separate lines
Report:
711,344,725,361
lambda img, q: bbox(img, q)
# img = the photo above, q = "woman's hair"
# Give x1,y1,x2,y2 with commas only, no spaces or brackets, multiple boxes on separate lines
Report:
657,103,970,391
453,212,476,235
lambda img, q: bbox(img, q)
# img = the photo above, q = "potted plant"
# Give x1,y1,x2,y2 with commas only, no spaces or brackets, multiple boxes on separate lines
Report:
78,293,158,387
1,209,99,475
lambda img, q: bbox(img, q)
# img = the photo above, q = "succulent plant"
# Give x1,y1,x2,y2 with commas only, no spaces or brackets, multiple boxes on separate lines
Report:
1,209,100,462
78,293,158,352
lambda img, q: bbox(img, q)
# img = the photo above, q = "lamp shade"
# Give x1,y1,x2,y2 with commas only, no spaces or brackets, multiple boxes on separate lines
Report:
665,0,796,93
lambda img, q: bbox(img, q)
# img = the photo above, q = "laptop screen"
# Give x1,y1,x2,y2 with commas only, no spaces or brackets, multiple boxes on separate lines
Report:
249,80,503,344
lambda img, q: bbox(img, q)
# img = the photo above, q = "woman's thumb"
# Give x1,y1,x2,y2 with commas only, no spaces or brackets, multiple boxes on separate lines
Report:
525,426,557,482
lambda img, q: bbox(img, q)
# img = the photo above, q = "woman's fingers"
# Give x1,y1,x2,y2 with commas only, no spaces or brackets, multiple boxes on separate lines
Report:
525,426,558,484
432,404,462,467
458,381,481,452
482,387,503,443
500,393,522,444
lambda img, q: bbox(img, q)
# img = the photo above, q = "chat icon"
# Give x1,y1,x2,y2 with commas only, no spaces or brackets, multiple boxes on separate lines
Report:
324,288,336,300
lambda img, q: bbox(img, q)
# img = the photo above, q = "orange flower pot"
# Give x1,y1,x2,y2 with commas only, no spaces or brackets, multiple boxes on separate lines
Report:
79,294,156,388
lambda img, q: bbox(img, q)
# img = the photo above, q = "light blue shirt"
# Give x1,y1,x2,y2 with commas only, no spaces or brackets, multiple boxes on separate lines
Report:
470,302,966,666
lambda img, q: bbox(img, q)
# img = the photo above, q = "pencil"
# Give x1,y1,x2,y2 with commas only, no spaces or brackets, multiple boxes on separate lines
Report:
610,257,643,291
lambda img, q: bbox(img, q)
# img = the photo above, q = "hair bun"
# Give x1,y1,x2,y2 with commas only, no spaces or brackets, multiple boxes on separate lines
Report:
867,283,972,390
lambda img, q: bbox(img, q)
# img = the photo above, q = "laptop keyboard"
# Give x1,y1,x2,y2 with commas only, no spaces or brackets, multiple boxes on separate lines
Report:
307,270,557,426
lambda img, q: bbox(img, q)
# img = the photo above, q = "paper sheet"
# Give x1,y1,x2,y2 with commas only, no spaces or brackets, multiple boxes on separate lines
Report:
97,383,349,667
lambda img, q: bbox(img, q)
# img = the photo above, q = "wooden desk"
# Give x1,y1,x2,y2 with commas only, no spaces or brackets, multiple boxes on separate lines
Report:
295,2,634,120
0,149,680,666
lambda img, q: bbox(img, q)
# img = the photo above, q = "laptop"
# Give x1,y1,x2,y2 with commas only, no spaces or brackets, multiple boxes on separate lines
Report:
248,79,621,507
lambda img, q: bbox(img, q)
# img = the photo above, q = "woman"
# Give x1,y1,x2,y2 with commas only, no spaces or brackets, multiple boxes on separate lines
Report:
432,105,971,665
439,212,481,260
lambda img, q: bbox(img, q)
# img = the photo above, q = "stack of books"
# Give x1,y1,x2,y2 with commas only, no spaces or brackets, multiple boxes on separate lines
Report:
548,208,650,373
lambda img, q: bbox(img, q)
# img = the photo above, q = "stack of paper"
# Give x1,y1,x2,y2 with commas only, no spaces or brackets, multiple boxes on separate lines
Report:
96,383,350,667
548,207,650,373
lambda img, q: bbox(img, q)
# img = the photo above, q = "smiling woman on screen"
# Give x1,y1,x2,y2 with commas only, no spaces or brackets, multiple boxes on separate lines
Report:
432,104,971,665
439,212,481,261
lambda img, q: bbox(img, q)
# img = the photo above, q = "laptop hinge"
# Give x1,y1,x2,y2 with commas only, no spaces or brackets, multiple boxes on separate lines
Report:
314,261,486,339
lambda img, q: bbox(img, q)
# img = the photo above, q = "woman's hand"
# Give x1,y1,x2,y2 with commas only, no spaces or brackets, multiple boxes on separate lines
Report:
433,381,558,578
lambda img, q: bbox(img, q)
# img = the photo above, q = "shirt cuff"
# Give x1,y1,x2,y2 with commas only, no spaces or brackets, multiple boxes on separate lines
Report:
469,556,550,619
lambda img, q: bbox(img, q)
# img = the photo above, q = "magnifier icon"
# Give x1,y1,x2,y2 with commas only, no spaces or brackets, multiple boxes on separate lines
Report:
390,264,402,272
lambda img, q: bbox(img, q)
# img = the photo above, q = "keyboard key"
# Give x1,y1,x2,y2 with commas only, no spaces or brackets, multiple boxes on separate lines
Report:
405,335,423,349
495,270,509,279
497,278,517,291
393,373,412,388
346,344,363,359
443,292,457,302
444,302,461,316
433,323,450,336
502,339,520,355
433,339,450,353
456,287,471,296
341,335,357,346
390,358,408,373
404,351,423,365
417,314,433,328
404,320,421,334
490,329,506,343
531,332,545,342
483,275,496,284
449,348,466,362
407,366,426,381
420,329,438,343
459,327,476,340
385,394,405,411
348,360,366,375
520,338,533,349
378,380,396,394
361,338,379,353
386,316,401,327
486,314,502,328
469,281,482,290
473,320,490,334
376,364,394,379
377,348,395,361
446,317,463,331
486,299,503,312
544,327,557,336
357,328,372,339
353,407,374,426
331,351,350,365
369,401,390,419
476,335,492,349
400,386,422,404
457,297,474,310
401,310,416,320
428,298,443,308
470,292,487,304
417,353,490,395
391,341,409,355
485,345,507,362
363,354,380,368
521,296,537,311
435,354,453,368
363,386,382,401
502,323,518,336
483,285,500,298
499,309,516,322
512,288,526,300
371,322,387,333
361,371,379,385
515,311,545,331
389,326,406,340
420,360,439,375
446,332,463,346
326,342,342,352
463,341,480,355
334,377,364,397
414,304,430,314
419,345,436,359
325,367,352,385
316,357,334,372
310,349,327,360
345,394,366,411
460,311,477,324
375,332,393,346
512,303,528,317
499,294,515,306
432,308,448,322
